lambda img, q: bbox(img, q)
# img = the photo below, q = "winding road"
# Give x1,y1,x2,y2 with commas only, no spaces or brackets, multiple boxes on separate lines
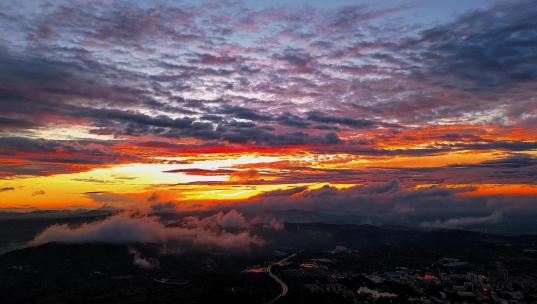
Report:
265,251,302,304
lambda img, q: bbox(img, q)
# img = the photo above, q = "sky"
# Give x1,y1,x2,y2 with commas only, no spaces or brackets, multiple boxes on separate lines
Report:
0,0,536,228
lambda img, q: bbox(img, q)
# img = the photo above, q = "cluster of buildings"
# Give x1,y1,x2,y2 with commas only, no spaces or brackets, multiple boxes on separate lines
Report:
304,282,356,299
348,262,536,303
264,255,537,304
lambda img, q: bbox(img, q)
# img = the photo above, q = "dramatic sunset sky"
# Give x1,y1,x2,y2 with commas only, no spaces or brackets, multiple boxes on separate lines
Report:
0,0,536,226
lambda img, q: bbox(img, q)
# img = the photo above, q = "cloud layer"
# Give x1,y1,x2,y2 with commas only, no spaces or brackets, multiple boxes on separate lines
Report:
222,180,537,231
0,0,535,166
32,210,265,250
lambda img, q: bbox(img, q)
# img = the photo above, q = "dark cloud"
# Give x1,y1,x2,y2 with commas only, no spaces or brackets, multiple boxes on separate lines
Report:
164,168,235,175
0,116,33,129
467,154,537,169
200,114,224,122
462,141,537,151
0,137,139,176
220,128,342,146
31,190,45,196
0,137,67,154
277,113,311,128
223,180,537,230
412,0,537,93
27,157,115,165
0,47,168,130
306,111,375,128
0,164,76,177
218,105,272,122
150,202,177,213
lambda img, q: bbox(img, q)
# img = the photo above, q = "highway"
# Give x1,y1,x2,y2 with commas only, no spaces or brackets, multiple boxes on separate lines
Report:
151,277,189,286
265,251,302,304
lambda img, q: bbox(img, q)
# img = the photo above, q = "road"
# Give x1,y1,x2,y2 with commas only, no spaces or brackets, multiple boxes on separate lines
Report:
265,251,302,304
151,277,189,286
